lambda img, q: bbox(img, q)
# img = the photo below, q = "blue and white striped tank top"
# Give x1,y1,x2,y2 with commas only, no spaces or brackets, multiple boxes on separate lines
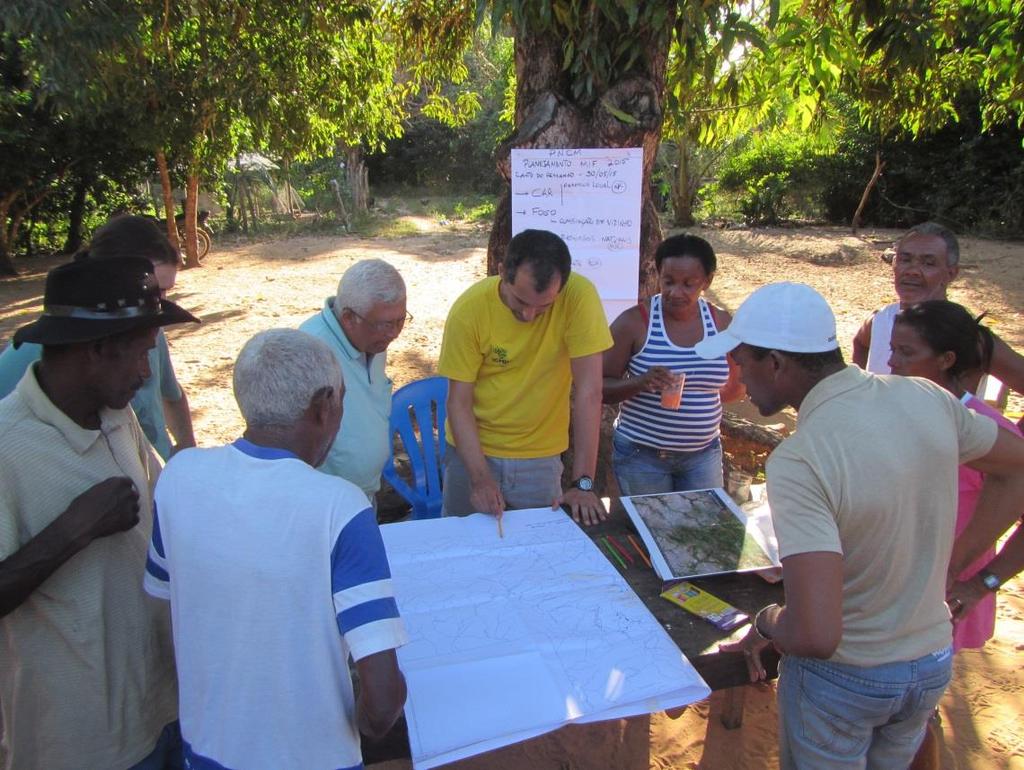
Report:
616,294,730,451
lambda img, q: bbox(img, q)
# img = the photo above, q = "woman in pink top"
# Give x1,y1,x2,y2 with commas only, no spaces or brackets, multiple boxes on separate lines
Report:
888,300,1021,651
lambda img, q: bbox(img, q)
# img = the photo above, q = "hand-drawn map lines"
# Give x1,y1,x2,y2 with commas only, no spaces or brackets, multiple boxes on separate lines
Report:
386,514,696,716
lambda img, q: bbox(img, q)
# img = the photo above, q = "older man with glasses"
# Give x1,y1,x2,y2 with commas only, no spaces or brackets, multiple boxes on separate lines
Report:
299,259,409,502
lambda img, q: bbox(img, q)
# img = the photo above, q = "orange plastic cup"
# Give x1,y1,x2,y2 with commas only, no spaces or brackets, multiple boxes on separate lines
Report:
660,372,685,410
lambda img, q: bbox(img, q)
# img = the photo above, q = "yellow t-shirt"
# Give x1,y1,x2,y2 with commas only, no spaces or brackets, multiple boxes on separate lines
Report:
438,272,612,458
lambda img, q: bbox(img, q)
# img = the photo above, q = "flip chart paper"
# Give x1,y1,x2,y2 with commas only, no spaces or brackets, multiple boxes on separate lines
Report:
511,147,642,305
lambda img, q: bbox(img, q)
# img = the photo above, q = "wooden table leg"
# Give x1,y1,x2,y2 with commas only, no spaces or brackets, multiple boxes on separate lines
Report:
718,685,748,730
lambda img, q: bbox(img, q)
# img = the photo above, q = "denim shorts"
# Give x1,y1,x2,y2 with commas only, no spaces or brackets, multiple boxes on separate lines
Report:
611,430,724,496
777,646,953,769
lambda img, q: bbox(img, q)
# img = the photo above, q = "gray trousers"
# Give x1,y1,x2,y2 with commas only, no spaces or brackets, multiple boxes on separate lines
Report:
442,444,563,516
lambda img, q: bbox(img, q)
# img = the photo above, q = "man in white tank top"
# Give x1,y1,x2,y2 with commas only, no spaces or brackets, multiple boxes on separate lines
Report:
852,222,1024,425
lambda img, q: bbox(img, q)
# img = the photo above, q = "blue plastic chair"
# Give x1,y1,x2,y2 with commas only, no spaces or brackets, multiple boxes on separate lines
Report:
382,377,448,519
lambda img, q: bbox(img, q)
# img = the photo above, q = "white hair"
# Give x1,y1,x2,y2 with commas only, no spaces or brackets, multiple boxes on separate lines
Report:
233,329,342,429
898,221,960,266
335,259,406,317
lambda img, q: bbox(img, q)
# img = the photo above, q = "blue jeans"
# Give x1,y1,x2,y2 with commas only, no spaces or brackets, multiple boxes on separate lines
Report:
777,647,953,770
128,721,183,770
612,431,724,495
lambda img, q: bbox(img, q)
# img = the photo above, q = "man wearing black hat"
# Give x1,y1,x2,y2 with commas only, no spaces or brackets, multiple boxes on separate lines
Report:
0,256,198,769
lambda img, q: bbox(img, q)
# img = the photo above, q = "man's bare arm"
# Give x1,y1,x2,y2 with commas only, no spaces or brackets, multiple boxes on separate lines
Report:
851,314,873,369
446,380,503,517
355,649,407,741
721,550,843,682
951,427,1024,577
559,352,607,526
767,551,844,658
989,334,1024,406
163,389,196,453
0,478,140,618
948,522,1024,621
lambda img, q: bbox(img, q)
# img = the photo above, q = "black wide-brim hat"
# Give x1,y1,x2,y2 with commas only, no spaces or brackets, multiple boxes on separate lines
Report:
13,255,199,348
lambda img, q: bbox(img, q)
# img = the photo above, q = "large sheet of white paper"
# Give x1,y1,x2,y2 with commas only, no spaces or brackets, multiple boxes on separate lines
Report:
381,508,710,769
511,147,642,320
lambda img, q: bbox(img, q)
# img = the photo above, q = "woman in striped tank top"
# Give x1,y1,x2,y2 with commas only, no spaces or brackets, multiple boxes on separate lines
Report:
603,234,744,495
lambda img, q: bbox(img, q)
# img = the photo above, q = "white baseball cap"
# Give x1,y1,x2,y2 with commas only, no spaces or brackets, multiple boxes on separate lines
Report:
695,282,838,359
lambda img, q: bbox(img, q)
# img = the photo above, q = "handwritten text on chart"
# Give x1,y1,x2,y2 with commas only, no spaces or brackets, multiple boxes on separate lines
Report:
511,147,642,298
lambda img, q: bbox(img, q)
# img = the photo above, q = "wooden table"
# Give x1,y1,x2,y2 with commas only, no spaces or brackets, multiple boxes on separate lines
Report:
588,498,783,691
363,500,784,764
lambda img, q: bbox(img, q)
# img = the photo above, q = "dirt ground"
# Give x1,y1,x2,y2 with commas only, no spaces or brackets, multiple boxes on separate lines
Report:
2,219,1022,769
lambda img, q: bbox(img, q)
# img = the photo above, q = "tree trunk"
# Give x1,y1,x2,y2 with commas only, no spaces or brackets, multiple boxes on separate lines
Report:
182,173,200,268
225,192,237,231
23,210,36,257
244,179,259,228
0,182,58,274
671,140,697,227
330,179,351,230
487,21,672,302
0,246,15,276
63,176,90,255
852,150,885,234
156,149,179,250
346,146,369,214
237,181,249,233
0,198,16,276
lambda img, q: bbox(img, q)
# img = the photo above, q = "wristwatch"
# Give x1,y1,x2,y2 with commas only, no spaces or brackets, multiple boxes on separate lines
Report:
572,475,594,492
979,569,1002,592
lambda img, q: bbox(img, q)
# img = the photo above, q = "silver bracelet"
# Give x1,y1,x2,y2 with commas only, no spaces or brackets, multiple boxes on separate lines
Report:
753,603,780,642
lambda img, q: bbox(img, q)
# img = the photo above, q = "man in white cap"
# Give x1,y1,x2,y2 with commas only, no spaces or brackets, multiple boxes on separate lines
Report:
695,282,1024,769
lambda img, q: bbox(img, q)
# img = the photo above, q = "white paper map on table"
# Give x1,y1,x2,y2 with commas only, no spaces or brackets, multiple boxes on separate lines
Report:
381,507,710,769
621,489,781,582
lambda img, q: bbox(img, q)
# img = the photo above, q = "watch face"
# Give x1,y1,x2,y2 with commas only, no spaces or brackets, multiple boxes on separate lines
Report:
575,476,594,492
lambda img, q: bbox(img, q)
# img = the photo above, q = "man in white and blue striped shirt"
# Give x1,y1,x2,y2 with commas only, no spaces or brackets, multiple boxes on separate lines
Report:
144,329,408,770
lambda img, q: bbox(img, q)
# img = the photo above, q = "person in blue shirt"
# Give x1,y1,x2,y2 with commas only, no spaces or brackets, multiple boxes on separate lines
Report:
299,259,408,500
0,215,197,459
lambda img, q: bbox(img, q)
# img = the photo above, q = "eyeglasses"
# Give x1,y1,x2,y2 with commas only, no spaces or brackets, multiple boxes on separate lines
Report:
349,309,413,333
893,252,947,269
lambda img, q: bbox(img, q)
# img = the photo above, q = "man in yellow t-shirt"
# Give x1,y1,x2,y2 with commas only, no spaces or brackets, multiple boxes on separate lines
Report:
438,229,613,525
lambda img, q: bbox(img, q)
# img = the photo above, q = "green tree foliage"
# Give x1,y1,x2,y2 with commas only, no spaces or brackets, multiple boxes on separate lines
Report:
367,30,514,192
0,25,152,272
824,102,1024,235
4,0,473,267
658,0,1024,228
659,1,780,225
5,1,1023,271
717,131,830,224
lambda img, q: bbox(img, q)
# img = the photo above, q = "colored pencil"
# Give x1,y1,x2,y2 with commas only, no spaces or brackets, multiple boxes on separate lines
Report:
607,535,635,564
497,513,504,539
627,534,653,568
601,537,628,570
